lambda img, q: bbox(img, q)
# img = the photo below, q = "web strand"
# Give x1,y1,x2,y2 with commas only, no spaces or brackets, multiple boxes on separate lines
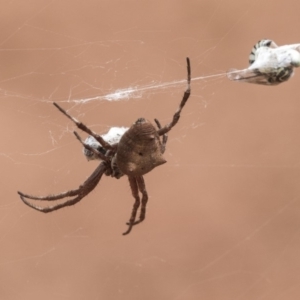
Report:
45,72,228,104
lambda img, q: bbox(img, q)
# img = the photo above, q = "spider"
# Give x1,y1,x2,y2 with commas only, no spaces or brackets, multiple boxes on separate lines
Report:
18,57,191,235
227,39,300,85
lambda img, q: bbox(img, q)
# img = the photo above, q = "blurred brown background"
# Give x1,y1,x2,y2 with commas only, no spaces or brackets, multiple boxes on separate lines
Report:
1,0,300,299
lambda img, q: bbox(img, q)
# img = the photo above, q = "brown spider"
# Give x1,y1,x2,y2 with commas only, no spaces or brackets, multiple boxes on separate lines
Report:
18,57,191,235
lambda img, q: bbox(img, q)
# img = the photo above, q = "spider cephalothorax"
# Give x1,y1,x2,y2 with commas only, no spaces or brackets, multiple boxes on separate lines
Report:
18,57,191,235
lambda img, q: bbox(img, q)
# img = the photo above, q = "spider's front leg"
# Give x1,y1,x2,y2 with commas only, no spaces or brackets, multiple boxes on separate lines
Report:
154,118,168,154
123,176,148,235
53,102,115,151
74,131,110,162
157,57,191,136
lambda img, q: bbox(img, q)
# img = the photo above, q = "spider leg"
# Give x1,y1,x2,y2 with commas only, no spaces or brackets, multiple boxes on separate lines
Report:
154,118,168,154
123,176,141,235
132,176,148,225
124,176,148,230
73,131,110,162
18,162,107,213
157,57,191,136
53,102,114,150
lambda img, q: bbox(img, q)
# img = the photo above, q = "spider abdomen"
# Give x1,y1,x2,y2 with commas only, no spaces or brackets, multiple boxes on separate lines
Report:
116,118,166,176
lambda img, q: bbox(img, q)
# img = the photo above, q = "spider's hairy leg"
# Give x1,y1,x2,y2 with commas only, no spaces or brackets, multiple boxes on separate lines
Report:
18,162,107,213
53,102,114,150
154,118,168,154
73,131,110,162
123,176,141,235
157,57,191,136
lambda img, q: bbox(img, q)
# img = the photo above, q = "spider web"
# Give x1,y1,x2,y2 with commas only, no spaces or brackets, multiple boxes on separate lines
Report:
1,1,300,300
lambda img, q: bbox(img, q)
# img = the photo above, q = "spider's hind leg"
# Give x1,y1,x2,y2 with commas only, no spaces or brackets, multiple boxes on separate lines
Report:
18,162,108,213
